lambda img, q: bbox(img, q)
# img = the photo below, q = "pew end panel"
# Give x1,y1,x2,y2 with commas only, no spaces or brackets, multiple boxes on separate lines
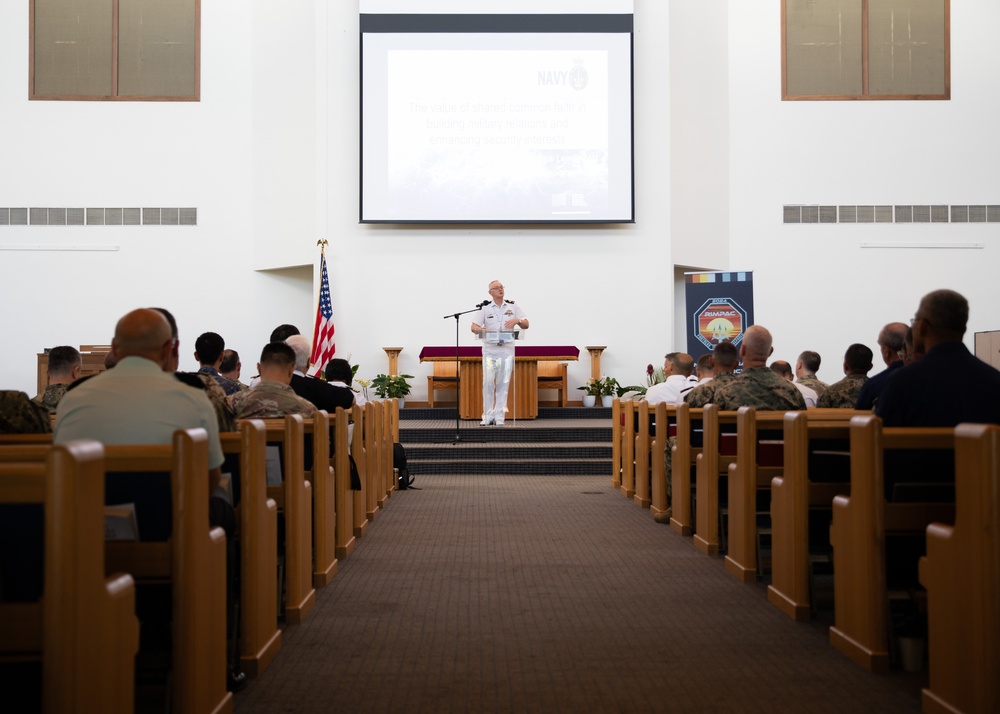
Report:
829,416,956,675
221,421,281,678
0,440,140,714
633,401,652,508
919,423,1000,714
333,406,357,559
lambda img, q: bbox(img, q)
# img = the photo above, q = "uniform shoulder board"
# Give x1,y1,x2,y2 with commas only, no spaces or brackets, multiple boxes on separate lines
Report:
174,372,209,390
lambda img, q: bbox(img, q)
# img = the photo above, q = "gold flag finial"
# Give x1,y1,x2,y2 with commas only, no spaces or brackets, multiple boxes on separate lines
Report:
317,238,328,249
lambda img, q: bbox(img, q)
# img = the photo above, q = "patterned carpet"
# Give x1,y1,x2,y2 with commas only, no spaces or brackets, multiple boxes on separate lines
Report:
233,473,922,713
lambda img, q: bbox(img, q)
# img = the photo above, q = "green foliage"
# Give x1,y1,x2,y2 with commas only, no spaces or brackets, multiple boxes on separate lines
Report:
371,373,414,399
578,376,620,397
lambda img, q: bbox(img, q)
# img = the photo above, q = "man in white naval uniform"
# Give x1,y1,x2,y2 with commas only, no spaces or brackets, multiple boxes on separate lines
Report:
470,280,529,426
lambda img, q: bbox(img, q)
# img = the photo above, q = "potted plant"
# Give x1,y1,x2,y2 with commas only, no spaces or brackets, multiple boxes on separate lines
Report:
577,377,600,407
597,376,620,408
371,373,414,407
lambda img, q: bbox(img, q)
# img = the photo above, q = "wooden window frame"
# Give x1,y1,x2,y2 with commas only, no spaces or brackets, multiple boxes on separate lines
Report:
29,0,201,102
782,0,950,101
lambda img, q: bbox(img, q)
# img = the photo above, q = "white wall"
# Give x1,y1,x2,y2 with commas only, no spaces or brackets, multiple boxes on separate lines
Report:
726,0,1000,382
3,1,997,399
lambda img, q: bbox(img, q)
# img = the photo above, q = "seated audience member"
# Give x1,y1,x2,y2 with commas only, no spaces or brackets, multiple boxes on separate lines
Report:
770,360,818,407
55,309,226,491
794,350,829,398
817,343,873,408
324,358,362,407
856,322,908,410
103,350,118,370
150,308,235,433
876,289,1000,426
685,341,739,408
248,324,301,388
219,349,248,390
194,332,243,396
694,354,715,384
713,326,808,410
645,352,697,406
0,390,52,434
229,342,317,419
56,307,245,690
284,335,354,413
33,345,82,413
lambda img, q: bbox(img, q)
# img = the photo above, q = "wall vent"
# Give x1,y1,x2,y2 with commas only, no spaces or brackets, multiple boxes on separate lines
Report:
784,204,1000,224
0,207,197,226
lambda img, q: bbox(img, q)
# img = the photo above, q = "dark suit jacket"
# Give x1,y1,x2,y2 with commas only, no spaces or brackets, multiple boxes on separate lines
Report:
290,374,355,413
875,342,1000,427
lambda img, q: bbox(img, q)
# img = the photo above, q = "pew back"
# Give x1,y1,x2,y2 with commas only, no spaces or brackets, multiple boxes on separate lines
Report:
920,423,1000,714
0,440,139,714
829,415,955,673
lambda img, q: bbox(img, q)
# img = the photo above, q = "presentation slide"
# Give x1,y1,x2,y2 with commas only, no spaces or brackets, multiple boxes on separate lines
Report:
361,27,633,223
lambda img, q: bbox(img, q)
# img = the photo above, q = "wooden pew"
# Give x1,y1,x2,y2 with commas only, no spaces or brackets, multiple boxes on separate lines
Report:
670,403,704,535
219,421,280,678
692,405,739,556
384,398,397,496
364,402,381,520
919,423,1000,714
633,401,652,508
351,403,370,538
0,440,139,714
104,430,232,713
333,406,356,559
829,415,955,673
768,410,858,621
649,402,669,519
612,398,624,489
620,400,636,499
303,410,338,587
724,407,788,583
259,414,316,625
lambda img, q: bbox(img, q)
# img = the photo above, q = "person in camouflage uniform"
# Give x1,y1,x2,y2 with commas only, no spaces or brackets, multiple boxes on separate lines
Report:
713,326,808,411
33,345,82,414
229,342,317,419
794,350,829,398
0,390,52,434
817,343,873,408
684,341,740,409
220,349,250,391
653,340,741,524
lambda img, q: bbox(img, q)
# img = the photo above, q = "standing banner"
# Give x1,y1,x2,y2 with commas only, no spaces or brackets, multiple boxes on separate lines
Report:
684,271,754,364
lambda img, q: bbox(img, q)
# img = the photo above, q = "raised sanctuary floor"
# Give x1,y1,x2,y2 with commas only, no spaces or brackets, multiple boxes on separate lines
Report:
233,412,923,713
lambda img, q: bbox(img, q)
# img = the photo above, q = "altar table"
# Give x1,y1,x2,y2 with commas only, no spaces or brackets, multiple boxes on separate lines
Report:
419,346,579,420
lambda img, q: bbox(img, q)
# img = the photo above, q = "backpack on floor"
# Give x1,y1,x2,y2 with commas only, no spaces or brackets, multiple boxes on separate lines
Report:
393,442,413,490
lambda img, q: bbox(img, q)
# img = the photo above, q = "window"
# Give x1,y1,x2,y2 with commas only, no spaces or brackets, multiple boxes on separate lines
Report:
782,0,949,100
31,0,199,101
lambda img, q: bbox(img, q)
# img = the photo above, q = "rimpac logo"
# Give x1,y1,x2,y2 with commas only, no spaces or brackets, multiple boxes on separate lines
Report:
693,298,747,350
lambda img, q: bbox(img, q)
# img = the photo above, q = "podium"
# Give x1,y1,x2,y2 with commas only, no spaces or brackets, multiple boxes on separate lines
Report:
419,345,580,420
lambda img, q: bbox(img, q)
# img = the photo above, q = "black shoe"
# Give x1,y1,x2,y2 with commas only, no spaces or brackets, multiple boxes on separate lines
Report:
227,667,247,692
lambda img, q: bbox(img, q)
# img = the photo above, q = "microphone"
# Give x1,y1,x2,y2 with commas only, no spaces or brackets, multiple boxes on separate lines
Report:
476,300,490,308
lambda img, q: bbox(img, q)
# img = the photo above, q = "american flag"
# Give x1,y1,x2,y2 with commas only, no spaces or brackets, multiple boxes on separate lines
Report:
309,251,336,376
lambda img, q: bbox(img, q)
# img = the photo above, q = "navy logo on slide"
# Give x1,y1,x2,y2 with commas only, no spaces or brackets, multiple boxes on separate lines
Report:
569,63,588,91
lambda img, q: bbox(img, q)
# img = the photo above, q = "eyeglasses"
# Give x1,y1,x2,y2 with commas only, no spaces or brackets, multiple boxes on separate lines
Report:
490,286,504,291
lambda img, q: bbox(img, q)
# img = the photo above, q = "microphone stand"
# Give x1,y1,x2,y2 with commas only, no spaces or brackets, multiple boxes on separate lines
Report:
442,303,488,443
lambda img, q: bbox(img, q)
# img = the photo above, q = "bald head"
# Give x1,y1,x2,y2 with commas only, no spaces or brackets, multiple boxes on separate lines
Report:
740,325,774,367
112,309,173,369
